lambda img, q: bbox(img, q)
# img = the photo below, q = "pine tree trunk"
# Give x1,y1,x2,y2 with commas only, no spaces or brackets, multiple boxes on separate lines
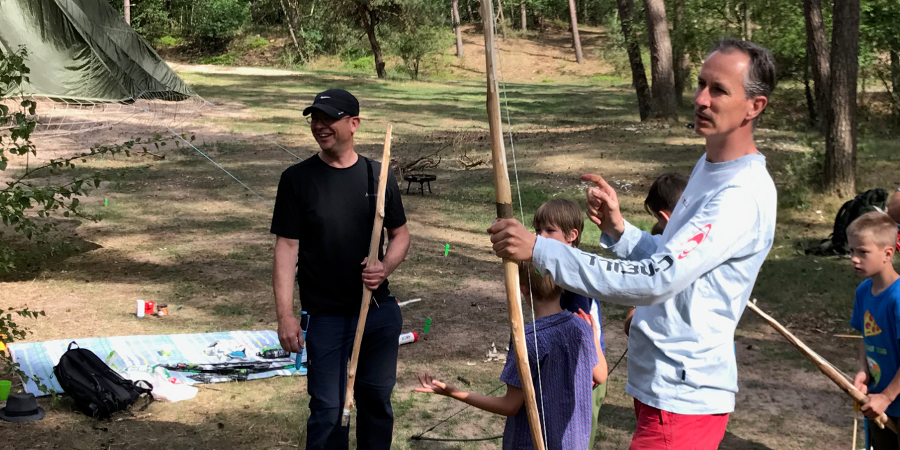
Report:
671,0,686,107
825,0,859,197
521,2,527,31
616,0,652,121
643,0,678,120
467,0,475,23
568,0,585,63
744,2,752,40
452,0,464,58
279,0,303,58
358,4,386,79
496,0,507,39
891,51,899,119
805,50,818,126
803,0,831,133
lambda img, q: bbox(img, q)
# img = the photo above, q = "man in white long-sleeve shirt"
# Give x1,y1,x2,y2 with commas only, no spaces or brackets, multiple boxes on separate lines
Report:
487,39,777,449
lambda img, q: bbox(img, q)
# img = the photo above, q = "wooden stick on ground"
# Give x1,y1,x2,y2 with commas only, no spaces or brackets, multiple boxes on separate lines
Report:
747,299,896,432
341,124,392,427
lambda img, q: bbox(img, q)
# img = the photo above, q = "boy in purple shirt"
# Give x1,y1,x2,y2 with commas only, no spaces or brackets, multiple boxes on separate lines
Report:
415,261,599,449
532,198,608,447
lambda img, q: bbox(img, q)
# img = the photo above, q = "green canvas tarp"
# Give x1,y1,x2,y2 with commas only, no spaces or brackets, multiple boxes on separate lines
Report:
0,0,194,102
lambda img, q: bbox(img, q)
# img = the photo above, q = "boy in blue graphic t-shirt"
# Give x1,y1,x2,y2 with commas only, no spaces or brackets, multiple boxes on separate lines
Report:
849,212,900,449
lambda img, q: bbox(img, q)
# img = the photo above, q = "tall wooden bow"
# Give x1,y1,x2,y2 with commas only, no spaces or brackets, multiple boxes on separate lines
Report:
342,125,393,427
480,2,546,448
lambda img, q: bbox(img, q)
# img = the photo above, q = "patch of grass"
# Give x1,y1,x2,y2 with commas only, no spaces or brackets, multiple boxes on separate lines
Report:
198,53,241,65
590,73,625,85
243,36,270,50
342,55,375,73
156,36,184,47
212,303,247,316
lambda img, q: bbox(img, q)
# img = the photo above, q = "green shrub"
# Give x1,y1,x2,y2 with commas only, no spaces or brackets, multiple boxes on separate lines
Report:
343,55,376,73
191,0,250,46
156,36,183,47
197,53,240,65
777,136,825,210
245,36,270,50
130,0,170,42
396,26,454,80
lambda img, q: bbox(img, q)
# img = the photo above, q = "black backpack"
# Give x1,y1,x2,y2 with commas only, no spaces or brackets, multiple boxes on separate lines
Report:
53,342,153,418
807,188,889,255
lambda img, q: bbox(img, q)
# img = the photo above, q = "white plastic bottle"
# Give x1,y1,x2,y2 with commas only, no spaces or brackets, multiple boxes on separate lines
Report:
136,299,145,318
399,332,418,345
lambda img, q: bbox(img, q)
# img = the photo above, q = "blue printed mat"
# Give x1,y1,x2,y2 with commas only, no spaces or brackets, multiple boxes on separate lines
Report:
9,330,306,396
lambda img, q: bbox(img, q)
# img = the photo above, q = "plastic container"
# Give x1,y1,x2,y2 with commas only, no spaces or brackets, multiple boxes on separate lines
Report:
399,331,418,345
144,300,155,315
0,380,10,401
136,300,145,318
157,303,169,317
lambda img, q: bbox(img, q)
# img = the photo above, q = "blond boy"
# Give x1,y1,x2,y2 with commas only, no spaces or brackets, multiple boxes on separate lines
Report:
848,212,900,449
532,199,609,447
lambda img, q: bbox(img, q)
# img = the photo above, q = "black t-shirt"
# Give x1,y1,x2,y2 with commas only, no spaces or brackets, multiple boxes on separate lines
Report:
270,153,407,316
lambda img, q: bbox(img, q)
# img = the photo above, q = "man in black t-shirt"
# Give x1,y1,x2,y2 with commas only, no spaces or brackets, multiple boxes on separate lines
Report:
271,89,409,450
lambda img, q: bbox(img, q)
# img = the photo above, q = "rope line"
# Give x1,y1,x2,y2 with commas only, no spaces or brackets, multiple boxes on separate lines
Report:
608,348,628,376
161,123,274,208
489,2,548,447
199,98,304,160
410,383,506,441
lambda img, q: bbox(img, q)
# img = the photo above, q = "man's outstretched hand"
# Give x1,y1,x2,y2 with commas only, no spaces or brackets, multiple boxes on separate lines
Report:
583,174,625,242
487,219,537,261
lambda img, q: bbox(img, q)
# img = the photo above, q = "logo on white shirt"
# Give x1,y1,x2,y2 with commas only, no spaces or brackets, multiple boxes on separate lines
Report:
677,224,711,259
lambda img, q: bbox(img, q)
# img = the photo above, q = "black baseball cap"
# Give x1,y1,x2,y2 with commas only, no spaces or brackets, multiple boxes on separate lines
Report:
302,89,359,119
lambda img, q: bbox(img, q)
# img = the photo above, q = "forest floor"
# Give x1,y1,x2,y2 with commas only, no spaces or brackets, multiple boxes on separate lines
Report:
3,25,900,450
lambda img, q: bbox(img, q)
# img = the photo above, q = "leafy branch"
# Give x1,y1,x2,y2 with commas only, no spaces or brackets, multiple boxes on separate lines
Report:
0,46,169,396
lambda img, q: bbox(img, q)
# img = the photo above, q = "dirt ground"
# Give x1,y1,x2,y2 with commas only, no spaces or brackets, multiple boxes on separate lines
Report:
3,27,896,450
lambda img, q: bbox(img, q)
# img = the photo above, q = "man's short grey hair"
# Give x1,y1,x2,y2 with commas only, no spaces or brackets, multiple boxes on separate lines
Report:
709,38,777,127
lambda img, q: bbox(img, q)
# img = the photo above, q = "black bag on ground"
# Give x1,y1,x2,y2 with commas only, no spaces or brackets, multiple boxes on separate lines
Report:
53,342,153,418
806,188,888,255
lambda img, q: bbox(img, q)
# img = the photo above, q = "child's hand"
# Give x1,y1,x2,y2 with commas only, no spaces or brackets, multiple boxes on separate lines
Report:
862,393,893,419
415,373,454,397
853,371,869,394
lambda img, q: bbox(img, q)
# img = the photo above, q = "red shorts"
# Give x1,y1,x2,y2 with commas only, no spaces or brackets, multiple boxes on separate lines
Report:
629,399,730,450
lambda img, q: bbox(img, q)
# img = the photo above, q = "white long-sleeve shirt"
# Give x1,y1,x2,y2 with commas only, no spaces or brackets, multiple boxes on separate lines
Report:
532,153,776,414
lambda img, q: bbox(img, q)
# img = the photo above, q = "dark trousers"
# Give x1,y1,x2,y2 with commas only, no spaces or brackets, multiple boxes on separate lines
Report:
870,416,900,450
305,300,402,450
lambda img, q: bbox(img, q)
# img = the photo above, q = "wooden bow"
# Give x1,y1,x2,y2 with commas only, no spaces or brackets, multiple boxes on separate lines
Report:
748,300,896,433
342,124,392,427
480,2,546,448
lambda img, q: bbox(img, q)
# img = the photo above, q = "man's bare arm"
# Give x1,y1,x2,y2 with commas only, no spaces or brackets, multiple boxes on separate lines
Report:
273,236,303,352
382,224,410,277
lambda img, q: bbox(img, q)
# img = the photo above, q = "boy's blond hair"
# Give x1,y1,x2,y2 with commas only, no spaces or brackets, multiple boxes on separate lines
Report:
847,211,898,249
518,261,562,303
532,199,584,247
